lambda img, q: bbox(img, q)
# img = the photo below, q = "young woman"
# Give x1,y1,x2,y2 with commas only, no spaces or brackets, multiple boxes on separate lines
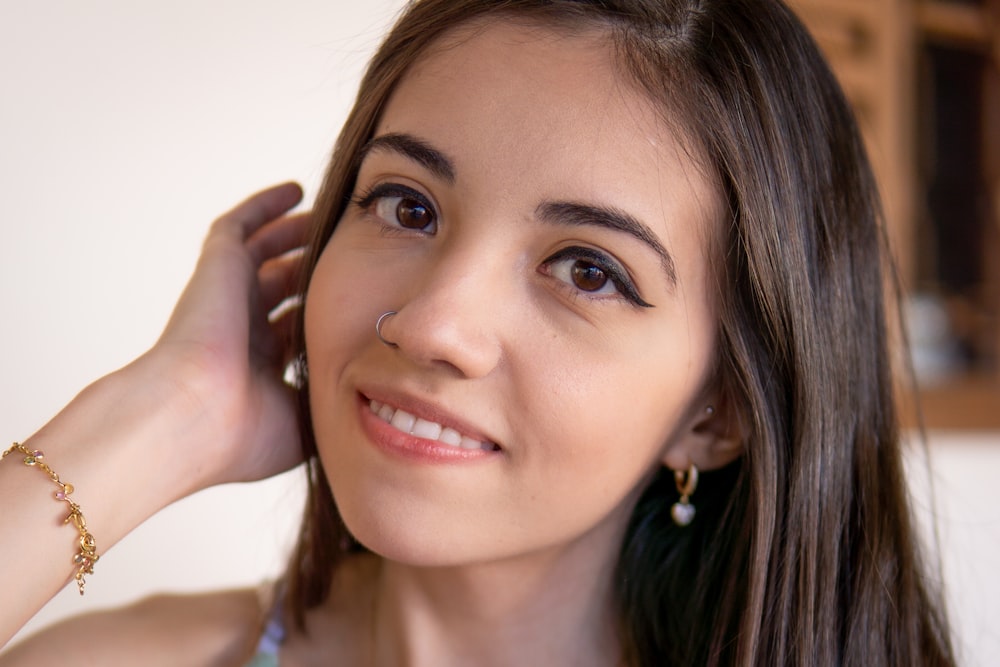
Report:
0,0,956,665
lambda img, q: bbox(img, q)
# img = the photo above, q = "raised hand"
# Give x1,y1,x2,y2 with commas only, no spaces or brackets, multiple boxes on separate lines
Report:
148,182,310,487
0,184,314,645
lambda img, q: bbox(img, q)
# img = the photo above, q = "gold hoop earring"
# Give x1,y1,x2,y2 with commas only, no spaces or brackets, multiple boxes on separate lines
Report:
671,464,699,526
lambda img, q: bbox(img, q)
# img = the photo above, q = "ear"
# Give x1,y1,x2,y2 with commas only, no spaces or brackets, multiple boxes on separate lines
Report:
661,392,744,473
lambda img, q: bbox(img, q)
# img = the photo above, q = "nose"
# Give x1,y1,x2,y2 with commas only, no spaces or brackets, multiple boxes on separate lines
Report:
377,249,505,379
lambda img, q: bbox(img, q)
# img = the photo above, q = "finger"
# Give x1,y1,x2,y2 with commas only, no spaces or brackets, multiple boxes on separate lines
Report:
269,304,304,379
246,210,312,267
250,299,301,377
269,300,301,348
259,249,306,313
210,182,304,244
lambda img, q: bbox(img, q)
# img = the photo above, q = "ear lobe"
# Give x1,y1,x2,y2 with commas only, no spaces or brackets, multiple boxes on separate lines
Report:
661,398,745,472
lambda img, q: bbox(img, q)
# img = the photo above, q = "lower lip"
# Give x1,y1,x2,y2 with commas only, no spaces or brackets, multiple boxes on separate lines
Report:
357,396,500,464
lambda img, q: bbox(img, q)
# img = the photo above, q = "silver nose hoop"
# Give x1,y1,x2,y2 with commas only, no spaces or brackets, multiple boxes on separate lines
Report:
376,311,398,348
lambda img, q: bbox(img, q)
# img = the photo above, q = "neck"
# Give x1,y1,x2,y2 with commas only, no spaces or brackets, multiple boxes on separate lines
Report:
371,545,622,667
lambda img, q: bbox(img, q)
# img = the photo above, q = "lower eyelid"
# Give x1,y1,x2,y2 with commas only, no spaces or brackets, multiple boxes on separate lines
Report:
552,250,653,308
543,253,629,298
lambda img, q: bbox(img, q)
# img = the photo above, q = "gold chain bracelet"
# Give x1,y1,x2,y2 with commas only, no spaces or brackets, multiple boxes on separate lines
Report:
2,442,100,595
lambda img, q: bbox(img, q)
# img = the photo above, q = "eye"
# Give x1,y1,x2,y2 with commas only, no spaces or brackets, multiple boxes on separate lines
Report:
553,257,615,294
542,246,653,308
354,183,437,233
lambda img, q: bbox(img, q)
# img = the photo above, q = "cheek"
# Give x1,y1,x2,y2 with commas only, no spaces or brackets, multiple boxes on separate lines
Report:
304,240,386,360
512,323,708,496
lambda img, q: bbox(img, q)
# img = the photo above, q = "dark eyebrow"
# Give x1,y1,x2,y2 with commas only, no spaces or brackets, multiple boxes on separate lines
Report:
358,132,456,184
536,201,677,285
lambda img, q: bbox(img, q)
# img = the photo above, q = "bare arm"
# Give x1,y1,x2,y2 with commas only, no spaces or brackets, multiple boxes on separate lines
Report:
0,590,263,667
0,183,307,647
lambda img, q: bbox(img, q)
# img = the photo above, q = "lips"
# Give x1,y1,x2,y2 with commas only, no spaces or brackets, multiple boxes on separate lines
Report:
368,398,500,452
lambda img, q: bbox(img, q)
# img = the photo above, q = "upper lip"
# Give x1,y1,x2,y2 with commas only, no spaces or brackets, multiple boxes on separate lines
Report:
358,384,501,449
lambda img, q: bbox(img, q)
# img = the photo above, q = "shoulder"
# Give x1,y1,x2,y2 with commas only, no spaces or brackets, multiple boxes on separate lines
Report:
1,587,264,667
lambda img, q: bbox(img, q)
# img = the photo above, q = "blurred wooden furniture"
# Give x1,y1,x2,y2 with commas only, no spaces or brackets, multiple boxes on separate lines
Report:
786,0,1000,430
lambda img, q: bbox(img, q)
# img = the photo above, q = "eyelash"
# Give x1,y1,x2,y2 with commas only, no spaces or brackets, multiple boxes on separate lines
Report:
542,246,653,308
352,181,652,308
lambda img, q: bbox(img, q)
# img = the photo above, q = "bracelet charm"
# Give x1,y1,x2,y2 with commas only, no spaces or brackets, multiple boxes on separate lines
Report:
3,442,100,595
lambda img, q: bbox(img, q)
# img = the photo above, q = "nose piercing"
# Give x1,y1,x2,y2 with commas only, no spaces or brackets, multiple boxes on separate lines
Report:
376,311,398,348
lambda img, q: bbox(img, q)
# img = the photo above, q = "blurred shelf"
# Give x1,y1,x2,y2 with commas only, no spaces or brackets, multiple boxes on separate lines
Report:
902,375,1000,430
916,1,994,47
786,0,1000,431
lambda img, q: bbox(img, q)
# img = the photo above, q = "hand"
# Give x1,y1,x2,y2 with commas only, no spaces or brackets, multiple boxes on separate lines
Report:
0,184,312,645
140,182,309,487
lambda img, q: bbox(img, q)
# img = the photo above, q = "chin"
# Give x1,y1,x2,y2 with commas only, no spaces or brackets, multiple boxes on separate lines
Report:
332,488,529,569
342,514,481,568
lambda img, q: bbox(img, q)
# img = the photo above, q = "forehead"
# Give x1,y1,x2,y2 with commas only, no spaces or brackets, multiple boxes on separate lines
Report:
391,20,658,152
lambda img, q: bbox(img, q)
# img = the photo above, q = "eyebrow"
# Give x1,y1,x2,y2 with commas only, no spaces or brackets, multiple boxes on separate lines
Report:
536,201,678,285
359,132,456,184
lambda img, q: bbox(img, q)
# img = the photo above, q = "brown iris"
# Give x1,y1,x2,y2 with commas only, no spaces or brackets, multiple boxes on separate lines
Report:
397,198,433,229
571,261,608,292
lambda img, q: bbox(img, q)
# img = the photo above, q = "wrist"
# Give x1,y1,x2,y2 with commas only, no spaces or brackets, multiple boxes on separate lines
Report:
23,358,229,537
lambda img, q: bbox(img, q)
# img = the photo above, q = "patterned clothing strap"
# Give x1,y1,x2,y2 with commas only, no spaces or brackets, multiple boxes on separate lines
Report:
244,581,285,666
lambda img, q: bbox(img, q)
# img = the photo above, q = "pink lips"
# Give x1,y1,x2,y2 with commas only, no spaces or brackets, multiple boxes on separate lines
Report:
357,393,501,464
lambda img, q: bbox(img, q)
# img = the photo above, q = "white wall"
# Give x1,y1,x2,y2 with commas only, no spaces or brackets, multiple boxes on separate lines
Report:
0,0,407,644
907,434,1000,666
1,2,997,663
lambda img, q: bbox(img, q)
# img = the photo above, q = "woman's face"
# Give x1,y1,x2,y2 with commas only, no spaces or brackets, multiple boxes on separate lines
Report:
305,21,723,567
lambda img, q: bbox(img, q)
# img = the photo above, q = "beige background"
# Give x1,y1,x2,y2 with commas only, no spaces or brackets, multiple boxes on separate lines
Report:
1,2,996,664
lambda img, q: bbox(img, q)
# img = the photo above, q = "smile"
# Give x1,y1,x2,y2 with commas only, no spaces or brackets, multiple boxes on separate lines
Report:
368,399,499,452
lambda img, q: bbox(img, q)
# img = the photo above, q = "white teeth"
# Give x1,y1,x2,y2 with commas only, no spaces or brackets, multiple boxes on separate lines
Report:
411,418,442,440
438,427,462,446
389,408,416,433
369,399,494,451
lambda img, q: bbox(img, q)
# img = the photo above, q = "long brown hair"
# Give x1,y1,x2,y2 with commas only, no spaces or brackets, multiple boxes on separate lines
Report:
286,1,955,665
